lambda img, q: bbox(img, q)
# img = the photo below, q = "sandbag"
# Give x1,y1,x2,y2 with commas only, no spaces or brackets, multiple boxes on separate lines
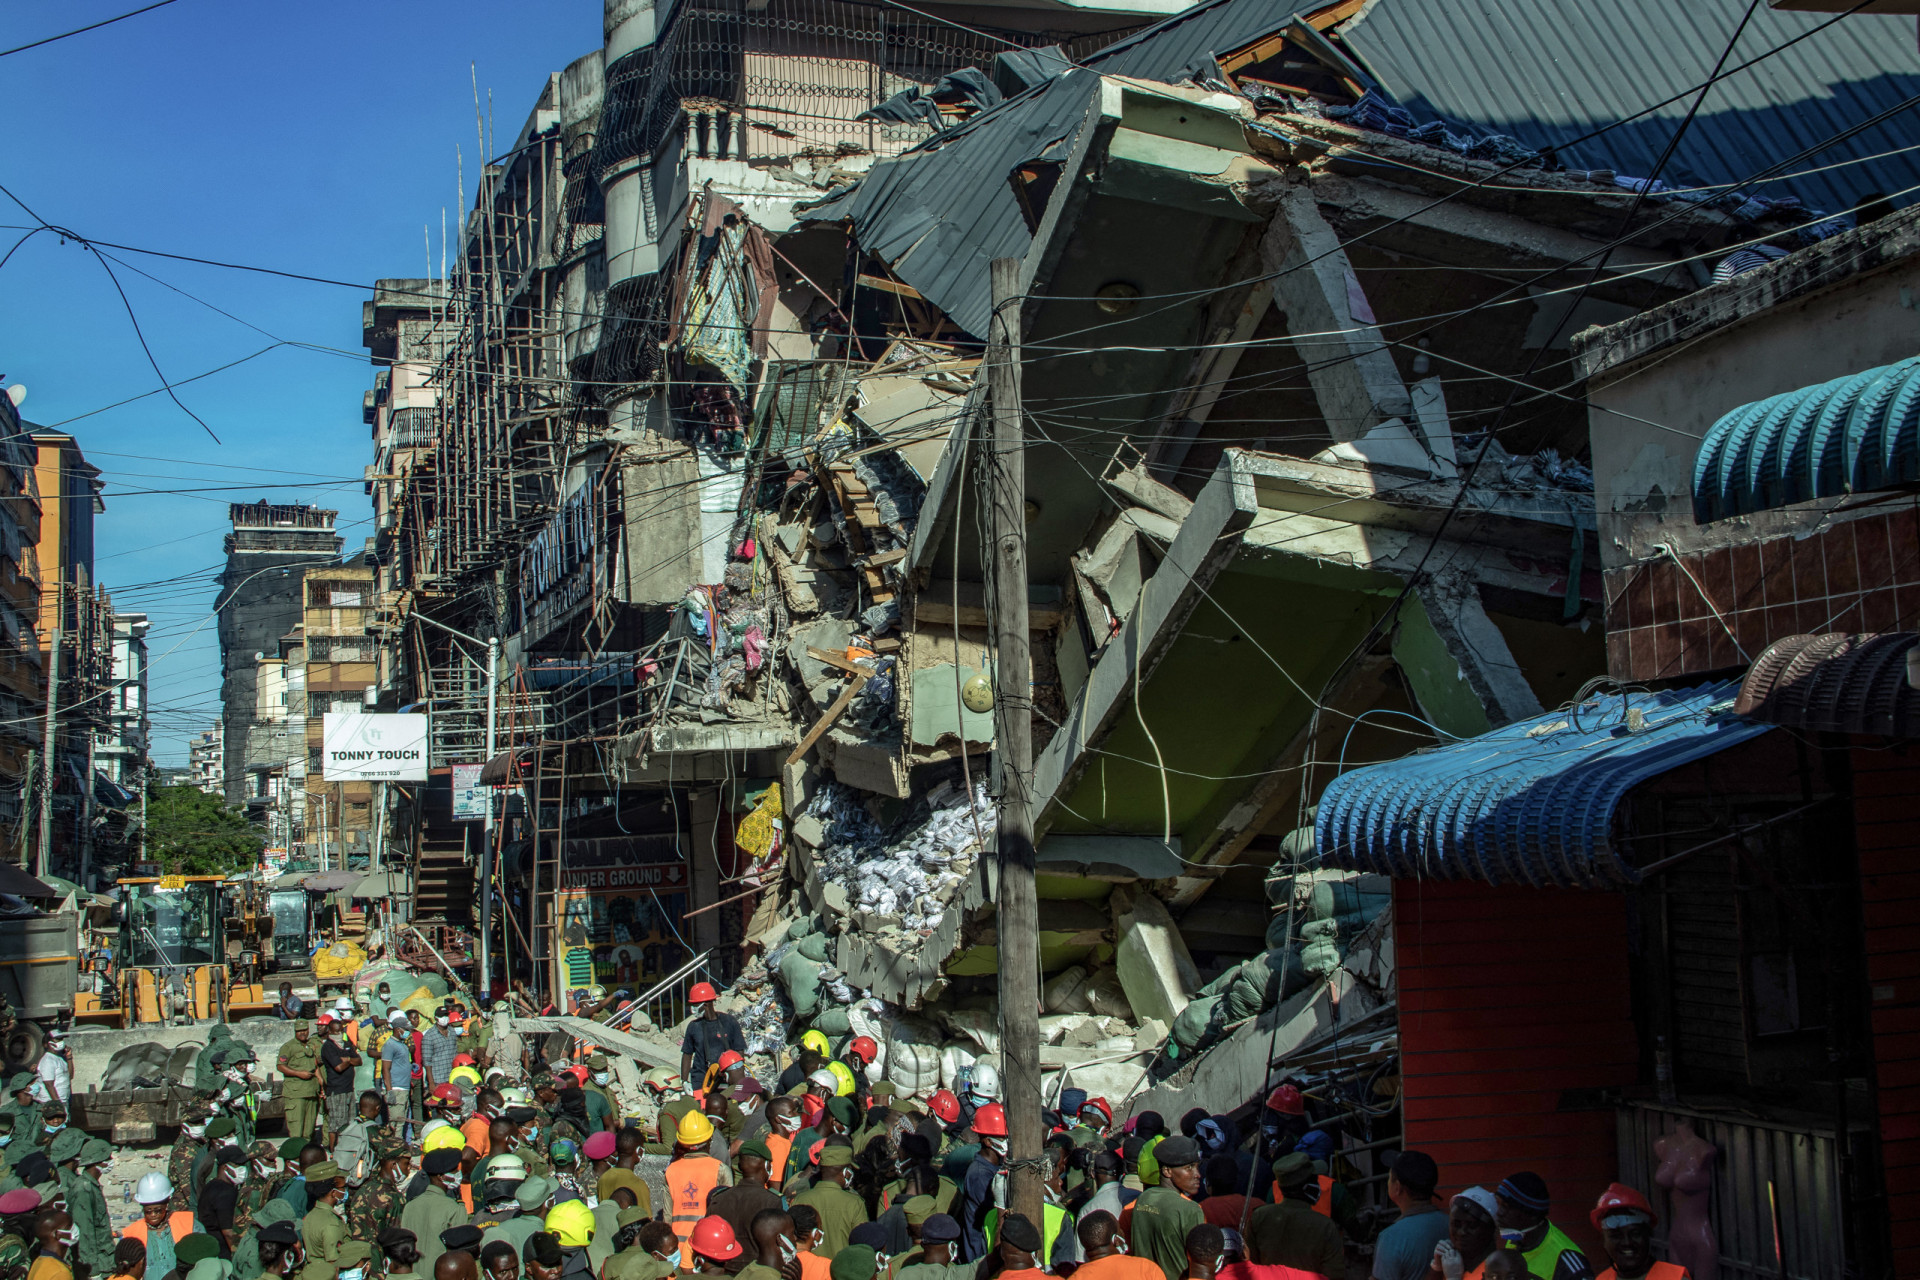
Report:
1171,993,1225,1052
812,1006,852,1036
1042,966,1093,1015
778,950,826,1019
796,934,832,964
1084,968,1134,1020
943,1009,1000,1055
887,1043,941,1095
313,940,368,982
399,985,442,1019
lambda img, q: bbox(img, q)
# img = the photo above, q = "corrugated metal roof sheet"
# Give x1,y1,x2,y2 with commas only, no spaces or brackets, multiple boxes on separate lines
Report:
798,70,1106,340
1691,354,1920,521
1734,631,1920,736
1336,0,1920,215
1314,683,1770,889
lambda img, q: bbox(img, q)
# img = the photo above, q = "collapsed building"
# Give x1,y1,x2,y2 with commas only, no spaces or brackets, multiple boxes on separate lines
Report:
359,0,1920,1225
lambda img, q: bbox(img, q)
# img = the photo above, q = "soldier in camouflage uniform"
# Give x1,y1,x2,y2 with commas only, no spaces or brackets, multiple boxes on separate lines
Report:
167,1099,214,1213
530,1074,585,1147
232,1140,286,1237
212,1047,261,1148
0,1187,36,1280
347,1148,411,1242
0,1078,37,1146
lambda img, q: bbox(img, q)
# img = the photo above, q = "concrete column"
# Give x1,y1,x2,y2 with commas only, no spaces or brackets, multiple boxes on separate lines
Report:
1261,184,1412,443
688,786,722,958
1396,575,1544,736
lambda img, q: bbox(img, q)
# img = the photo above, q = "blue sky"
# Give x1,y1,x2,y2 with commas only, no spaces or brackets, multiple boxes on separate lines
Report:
0,0,598,764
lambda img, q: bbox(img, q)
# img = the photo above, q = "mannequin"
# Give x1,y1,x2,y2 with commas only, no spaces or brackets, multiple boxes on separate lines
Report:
1653,1120,1717,1280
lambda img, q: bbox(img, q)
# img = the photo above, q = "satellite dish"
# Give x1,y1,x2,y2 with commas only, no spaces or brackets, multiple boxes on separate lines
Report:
4,386,24,408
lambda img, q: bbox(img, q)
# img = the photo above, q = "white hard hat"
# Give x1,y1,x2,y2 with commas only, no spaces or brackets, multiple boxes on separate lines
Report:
968,1061,1001,1100
334,998,353,1012
135,1172,174,1205
485,1153,529,1183
807,1069,839,1092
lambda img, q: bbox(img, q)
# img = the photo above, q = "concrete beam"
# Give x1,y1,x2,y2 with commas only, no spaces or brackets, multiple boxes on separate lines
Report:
1261,183,1412,443
1032,454,1261,830
1399,575,1544,735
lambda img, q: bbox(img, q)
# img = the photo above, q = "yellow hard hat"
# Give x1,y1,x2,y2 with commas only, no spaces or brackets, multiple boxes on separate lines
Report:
449,1066,481,1088
423,1124,466,1154
827,1060,857,1098
588,985,607,1001
676,1108,716,1146
800,1030,831,1058
545,1198,596,1247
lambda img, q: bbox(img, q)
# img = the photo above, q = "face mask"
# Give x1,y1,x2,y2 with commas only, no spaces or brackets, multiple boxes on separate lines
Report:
985,1137,1008,1157
0,1135,12,1149
43,1124,62,1136
56,1229,77,1246
437,1018,450,1028
593,1073,609,1085
440,1175,462,1194
525,1127,540,1145
392,1168,411,1188
340,1271,365,1280
775,1116,799,1135
226,1069,247,1084
225,1166,245,1184
256,1163,276,1179
777,1238,798,1265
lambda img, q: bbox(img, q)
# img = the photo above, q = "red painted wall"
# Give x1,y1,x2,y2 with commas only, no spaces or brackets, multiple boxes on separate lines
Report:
1853,745,1920,1274
1394,879,1638,1256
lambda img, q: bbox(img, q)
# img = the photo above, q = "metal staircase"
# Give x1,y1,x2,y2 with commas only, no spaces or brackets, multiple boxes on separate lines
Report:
413,828,475,925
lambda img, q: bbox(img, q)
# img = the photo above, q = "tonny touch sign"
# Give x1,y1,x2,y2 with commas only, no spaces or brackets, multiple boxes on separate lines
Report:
321,712,430,781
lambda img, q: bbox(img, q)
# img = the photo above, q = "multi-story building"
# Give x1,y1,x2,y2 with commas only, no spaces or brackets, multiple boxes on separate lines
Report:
30,431,115,881
0,387,41,849
187,725,223,794
216,503,342,804
98,611,150,793
299,558,377,867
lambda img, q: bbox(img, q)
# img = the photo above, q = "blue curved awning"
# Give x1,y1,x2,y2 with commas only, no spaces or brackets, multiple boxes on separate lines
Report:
1314,683,1770,889
1692,355,1920,522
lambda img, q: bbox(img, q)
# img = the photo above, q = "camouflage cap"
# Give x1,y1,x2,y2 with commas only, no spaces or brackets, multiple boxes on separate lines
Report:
247,1140,280,1163
47,1129,84,1163
6,1073,33,1095
179,1099,214,1124
530,1072,555,1091
78,1139,111,1167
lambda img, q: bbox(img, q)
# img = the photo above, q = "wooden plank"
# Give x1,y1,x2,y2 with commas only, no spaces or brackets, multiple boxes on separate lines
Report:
858,273,926,300
787,678,862,766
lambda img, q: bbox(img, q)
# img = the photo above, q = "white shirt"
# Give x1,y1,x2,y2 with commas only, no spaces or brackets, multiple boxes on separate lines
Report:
35,1049,70,1105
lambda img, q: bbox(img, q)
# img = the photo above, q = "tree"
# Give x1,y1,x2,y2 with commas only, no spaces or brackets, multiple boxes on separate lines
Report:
144,785,263,875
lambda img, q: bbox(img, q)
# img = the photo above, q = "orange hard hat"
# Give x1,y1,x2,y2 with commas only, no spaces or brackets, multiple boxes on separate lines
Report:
972,1102,1008,1137
1590,1183,1657,1232
717,1051,744,1070
690,1217,742,1262
453,1054,476,1066
1266,1085,1304,1116
430,1083,462,1103
689,982,719,1004
928,1090,961,1124
848,1036,878,1064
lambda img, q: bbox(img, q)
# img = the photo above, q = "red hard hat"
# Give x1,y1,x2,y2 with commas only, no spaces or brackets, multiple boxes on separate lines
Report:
928,1090,960,1124
430,1084,462,1102
1083,1096,1112,1121
453,1054,476,1066
717,1051,744,1070
848,1036,878,1064
690,1216,743,1262
972,1102,1009,1137
316,1015,333,1026
689,983,719,1004
565,1065,590,1085
1266,1085,1304,1116
1590,1183,1657,1233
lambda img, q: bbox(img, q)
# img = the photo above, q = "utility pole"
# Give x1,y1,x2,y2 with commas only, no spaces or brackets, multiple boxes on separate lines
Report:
986,256,1043,1227
478,635,498,996
37,583,60,881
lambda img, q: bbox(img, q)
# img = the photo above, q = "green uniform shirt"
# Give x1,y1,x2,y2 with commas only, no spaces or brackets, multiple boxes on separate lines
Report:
789,1182,868,1259
302,1203,348,1263
278,1039,323,1100
1245,1197,1344,1280
1128,1186,1203,1280
62,1169,114,1279
477,1211,545,1256
603,1252,677,1280
398,1184,471,1251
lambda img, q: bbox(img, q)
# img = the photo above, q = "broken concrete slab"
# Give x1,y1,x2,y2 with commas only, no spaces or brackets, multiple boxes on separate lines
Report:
1111,886,1201,1027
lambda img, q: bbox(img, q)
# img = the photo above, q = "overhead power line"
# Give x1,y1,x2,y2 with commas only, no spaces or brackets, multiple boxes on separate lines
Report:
0,0,186,58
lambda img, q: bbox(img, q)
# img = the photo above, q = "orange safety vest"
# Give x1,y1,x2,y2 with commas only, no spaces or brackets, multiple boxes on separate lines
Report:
666,1155,724,1265
1269,1175,1336,1217
1598,1266,1690,1280
765,1133,793,1187
120,1213,195,1248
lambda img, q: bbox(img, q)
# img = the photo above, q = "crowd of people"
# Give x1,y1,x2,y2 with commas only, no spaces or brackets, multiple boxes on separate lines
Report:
0,984,1684,1280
